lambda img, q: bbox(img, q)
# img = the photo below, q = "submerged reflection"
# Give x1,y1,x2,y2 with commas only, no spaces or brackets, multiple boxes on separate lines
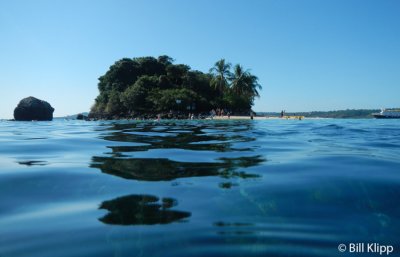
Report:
99,194,190,225
214,221,256,235
90,156,263,181
17,160,47,166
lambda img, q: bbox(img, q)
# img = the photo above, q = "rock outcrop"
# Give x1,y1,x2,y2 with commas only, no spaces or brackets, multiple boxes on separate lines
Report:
14,96,55,121
76,113,89,120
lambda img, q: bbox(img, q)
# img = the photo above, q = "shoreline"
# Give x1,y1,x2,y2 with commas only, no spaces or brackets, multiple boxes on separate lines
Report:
212,115,306,120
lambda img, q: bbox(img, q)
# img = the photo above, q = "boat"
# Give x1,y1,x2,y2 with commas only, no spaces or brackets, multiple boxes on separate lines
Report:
372,109,400,119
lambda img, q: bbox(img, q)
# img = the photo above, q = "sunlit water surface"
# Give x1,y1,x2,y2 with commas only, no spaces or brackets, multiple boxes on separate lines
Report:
0,119,399,257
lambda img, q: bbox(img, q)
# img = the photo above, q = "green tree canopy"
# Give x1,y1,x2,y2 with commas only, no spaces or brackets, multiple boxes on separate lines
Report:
209,59,232,95
89,55,262,119
230,64,261,97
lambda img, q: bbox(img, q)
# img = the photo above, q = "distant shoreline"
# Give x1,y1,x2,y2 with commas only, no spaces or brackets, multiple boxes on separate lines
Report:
212,115,306,120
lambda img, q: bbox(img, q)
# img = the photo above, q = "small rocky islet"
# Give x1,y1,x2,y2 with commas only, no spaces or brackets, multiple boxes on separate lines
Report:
13,96,54,121
88,55,261,120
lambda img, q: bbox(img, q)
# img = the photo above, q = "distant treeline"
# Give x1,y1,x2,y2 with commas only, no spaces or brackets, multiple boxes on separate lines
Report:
259,109,380,119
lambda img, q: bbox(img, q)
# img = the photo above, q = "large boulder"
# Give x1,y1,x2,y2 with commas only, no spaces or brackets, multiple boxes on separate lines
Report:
14,96,55,121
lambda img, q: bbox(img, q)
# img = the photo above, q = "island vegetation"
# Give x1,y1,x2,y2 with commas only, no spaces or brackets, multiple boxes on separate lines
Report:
89,55,261,119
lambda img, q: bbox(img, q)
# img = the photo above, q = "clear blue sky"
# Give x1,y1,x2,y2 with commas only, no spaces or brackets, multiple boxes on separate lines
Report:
1,0,399,118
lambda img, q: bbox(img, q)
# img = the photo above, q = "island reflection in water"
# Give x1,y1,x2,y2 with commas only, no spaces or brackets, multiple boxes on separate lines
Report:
90,122,265,181
92,122,265,227
98,121,256,152
99,194,191,225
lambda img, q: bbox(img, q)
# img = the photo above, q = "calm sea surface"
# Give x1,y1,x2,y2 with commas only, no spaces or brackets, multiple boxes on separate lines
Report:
0,119,399,257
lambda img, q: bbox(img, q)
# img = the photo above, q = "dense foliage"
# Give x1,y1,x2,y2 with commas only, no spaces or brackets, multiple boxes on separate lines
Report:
89,56,261,119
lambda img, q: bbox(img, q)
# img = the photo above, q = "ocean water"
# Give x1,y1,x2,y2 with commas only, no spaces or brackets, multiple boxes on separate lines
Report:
0,119,399,257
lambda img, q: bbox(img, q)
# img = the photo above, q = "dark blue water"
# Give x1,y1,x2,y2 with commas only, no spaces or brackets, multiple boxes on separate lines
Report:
0,119,399,257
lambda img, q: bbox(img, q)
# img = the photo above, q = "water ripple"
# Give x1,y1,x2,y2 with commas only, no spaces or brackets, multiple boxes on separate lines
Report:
0,119,399,257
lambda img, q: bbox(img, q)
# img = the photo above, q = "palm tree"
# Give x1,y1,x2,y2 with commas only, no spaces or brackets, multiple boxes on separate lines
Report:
209,59,232,94
229,64,261,98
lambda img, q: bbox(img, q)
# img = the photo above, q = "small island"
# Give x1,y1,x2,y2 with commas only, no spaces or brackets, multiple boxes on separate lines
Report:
89,55,261,120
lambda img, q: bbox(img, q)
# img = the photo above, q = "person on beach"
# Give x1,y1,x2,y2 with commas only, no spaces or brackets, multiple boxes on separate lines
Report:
210,109,216,119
